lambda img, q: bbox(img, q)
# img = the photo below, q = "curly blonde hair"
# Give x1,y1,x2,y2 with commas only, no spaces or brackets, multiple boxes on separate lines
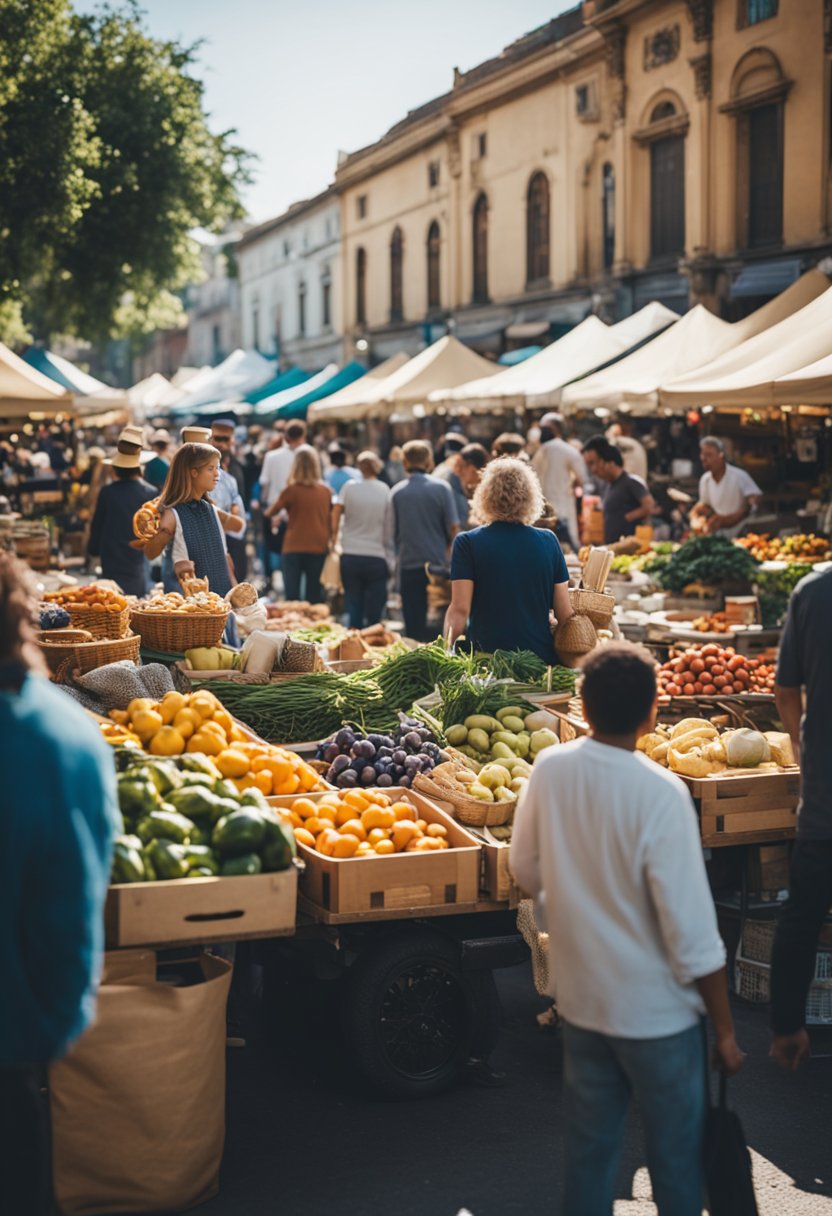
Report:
471,457,544,526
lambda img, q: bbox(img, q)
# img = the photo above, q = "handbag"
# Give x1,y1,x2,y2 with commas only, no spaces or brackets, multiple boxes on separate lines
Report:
703,1047,759,1216
267,519,286,555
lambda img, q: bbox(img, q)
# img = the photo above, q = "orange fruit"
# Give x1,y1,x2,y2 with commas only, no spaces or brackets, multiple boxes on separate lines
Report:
294,827,316,849
373,839,395,855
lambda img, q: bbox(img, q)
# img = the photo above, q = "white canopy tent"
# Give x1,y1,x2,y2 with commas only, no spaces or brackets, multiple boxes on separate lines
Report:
127,373,181,419
0,344,73,417
659,280,832,411
171,349,275,411
773,353,832,406
364,335,501,416
307,352,410,423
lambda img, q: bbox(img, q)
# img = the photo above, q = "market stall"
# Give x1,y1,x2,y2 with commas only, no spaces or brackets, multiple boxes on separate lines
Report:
306,352,410,423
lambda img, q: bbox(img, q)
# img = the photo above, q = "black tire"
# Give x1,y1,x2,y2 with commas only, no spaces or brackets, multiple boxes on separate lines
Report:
342,928,499,1099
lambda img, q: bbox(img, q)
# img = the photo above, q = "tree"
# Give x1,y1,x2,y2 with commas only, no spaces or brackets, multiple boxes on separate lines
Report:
0,0,252,345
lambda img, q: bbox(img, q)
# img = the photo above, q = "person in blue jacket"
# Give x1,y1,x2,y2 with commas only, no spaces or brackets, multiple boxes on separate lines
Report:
0,553,119,1215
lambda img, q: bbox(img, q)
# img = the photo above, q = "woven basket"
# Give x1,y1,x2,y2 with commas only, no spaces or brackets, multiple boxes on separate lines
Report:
516,899,550,996
279,638,320,673
554,614,597,661
71,633,141,675
129,607,228,652
66,604,131,640
36,628,94,675
569,588,616,629
413,771,516,827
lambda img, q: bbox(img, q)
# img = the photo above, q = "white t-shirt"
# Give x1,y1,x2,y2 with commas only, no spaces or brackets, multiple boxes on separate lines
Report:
259,446,296,509
616,436,648,482
699,464,761,530
532,438,587,541
338,477,393,561
509,737,725,1039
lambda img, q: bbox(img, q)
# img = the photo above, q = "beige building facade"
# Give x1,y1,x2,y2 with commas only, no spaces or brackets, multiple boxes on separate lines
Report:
336,0,832,360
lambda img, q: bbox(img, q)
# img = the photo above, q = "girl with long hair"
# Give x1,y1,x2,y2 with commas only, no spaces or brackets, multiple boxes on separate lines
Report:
141,443,240,595
264,444,332,603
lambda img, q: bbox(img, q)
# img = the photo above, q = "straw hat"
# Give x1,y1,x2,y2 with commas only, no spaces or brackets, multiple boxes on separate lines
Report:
110,449,149,470
181,425,212,444
118,425,146,448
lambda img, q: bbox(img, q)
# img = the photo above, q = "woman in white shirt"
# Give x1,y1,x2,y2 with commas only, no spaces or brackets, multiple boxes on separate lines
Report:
332,451,392,628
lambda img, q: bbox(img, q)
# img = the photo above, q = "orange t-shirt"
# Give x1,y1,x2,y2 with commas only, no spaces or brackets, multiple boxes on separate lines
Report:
276,482,333,554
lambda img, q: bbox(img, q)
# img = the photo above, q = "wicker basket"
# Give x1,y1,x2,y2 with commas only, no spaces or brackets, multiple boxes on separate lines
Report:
129,607,228,652
66,604,131,640
569,588,616,629
554,614,597,661
413,771,516,827
279,638,320,673
71,633,141,675
37,628,94,675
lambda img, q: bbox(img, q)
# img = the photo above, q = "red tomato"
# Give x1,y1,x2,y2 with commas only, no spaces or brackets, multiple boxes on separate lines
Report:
701,684,717,695
690,658,705,675
682,683,696,696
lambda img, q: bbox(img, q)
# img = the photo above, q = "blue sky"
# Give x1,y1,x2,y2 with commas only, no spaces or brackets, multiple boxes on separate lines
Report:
82,0,576,223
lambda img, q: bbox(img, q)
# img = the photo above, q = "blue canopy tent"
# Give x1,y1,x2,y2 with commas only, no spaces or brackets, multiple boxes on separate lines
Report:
498,345,543,366
245,365,312,404
23,346,127,412
257,362,368,422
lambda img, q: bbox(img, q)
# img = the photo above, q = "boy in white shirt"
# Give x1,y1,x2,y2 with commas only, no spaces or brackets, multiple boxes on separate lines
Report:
510,642,744,1216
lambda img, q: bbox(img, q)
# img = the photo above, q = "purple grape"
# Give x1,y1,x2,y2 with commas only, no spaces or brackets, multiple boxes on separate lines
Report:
323,743,340,764
398,774,411,788
351,758,366,774
392,749,407,766
330,755,351,775
391,766,405,782
376,773,393,787
377,746,394,759
357,739,376,760
336,728,355,750
403,731,422,751
360,765,377,787
337,770,357,788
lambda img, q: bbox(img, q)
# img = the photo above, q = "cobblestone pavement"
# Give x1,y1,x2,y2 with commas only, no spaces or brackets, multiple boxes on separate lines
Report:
202,961,832,1216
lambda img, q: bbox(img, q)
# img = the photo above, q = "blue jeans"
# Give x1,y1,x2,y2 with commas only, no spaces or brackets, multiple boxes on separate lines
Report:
561,1020,705,1216
341,554,389,629
281,552,326,604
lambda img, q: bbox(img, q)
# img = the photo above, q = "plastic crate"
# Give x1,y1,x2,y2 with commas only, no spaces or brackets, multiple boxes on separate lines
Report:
741,919,776,965
735,950,832,1024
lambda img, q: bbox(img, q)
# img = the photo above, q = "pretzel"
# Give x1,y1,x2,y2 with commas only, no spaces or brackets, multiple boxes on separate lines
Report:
133,498,162,541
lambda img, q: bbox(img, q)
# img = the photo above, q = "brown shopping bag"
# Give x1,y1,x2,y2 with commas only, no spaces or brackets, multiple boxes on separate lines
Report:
50,952,232,1215
321,547,342,594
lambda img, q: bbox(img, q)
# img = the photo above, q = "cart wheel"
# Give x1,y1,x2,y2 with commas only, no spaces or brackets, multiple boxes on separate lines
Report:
343,928,500,1099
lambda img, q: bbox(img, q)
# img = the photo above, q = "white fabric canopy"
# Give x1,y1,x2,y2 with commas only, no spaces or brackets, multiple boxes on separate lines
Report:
173,349,275,410
366,335,500,415
252,364,339,417
773,353,832,405
659,279,832,410
560,305,737,413
127,372,181,417
0,344,73,417
307,353,410,422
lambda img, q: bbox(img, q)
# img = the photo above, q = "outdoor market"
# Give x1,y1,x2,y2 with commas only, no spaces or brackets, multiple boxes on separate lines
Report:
5,1,832,1214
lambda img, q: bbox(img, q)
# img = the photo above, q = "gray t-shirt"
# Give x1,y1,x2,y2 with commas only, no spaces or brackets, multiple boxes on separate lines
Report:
602,471,649,544
339,477,391,561
776,567,832,839
391,472,458,570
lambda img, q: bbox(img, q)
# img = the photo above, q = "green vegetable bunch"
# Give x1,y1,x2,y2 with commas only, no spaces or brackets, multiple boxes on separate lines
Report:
656,536,759,593
754,563,814,627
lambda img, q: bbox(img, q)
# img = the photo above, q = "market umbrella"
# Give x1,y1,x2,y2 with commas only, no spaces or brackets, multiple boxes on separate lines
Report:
23,347,126,414
306,352,410,423
260,362,368,422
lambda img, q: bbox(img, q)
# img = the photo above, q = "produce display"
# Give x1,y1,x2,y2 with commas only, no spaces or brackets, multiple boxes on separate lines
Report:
688,612,733,634
428,755,529,803
110,747,297,882
754,562,814,627
137,590,228,614
655,535,759,593
103,688,326,796
38,602,71,629
657,645,775,697
283,789,451,857
637,718,795,778
265,601,333,632
43,585,129,612
444,706,559,767
609,544,675,578
316,716,448,789
736,532,831,563
183,646,241,671
201,641,578,746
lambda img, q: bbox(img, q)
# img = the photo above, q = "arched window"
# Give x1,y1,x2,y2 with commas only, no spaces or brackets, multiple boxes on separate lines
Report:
426,221,441,313
728,50,787,249
390,226,404,322
526,173,550,285
602,163,615,271
356,247,367,326
472,193,489,304
648,101,686,260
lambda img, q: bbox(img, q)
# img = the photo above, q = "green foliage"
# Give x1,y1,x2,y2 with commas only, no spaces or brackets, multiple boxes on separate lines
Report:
0,0,252,343
656,535,759,593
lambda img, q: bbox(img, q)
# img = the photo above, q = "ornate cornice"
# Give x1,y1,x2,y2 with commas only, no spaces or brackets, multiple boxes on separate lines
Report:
684,0,714,42
690,51,712,101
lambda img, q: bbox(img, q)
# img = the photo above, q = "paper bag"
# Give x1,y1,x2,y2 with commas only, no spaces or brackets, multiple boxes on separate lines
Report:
50,953,232,1215
321,548,342,593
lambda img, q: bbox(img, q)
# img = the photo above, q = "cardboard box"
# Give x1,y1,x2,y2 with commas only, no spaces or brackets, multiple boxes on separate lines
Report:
269,789,481,921
105,868,297,948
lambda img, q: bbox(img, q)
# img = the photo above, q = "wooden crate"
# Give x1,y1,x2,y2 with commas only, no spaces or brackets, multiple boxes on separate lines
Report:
680,770,799,847
105,867,298,949
269,788,481,922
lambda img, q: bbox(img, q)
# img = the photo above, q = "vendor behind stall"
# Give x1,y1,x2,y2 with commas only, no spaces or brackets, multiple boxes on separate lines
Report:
582,436,656,545
690,437,761,538
444,457,573,663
